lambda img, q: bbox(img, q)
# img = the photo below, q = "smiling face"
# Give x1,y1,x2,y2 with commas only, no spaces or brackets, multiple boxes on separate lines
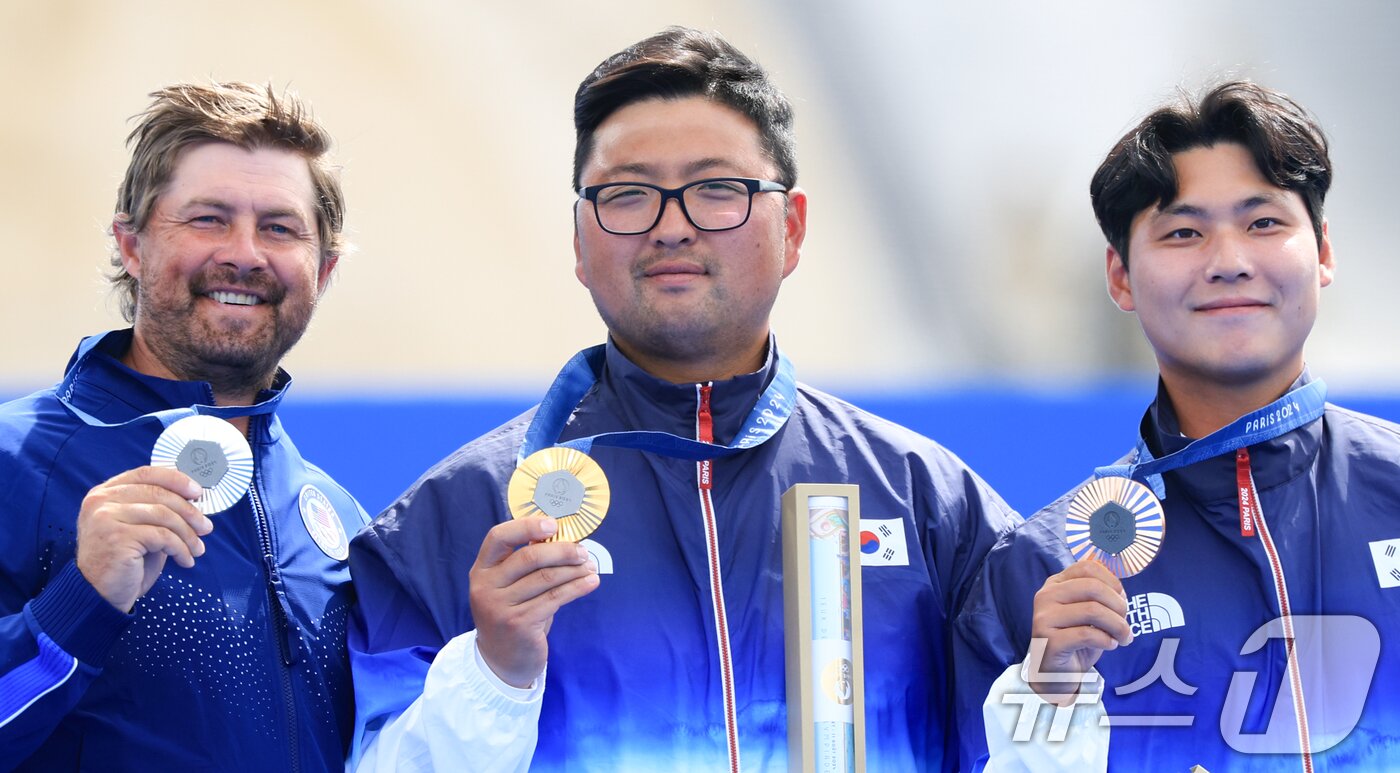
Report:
573,96,806,383
116,142,335,398
1107,142,1334,411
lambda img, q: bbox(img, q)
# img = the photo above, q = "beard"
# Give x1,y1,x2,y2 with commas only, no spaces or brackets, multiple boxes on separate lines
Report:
134,266,315,397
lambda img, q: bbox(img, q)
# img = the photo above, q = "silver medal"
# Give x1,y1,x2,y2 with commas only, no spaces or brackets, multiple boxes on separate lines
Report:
151,415,254,514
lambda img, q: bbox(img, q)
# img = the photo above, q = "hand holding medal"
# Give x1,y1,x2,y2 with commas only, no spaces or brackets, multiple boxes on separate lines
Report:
75,415,252,612
1021,474,1163,704
470,447,610,689
476,343,791,689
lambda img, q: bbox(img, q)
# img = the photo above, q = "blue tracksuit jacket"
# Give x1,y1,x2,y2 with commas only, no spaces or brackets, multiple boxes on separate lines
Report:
350,339,1020,772
0,330,368,771
958,372,1400,771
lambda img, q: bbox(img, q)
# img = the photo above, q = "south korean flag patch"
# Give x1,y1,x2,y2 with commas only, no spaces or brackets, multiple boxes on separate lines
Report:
299,485,350,561
1369,538,1400,589
859,518,909,567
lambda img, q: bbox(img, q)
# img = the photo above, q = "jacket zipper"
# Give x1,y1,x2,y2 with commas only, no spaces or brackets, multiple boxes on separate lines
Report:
248,423,303,773
694,383,740,773
1237,448,1313,772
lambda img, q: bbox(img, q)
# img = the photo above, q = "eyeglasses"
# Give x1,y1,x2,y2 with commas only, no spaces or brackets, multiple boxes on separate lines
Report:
578,177,789,235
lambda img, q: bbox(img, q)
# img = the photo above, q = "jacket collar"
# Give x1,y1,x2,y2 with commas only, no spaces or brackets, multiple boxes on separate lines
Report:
60,329,290,444
1144,368,1323,503
563,335,780,446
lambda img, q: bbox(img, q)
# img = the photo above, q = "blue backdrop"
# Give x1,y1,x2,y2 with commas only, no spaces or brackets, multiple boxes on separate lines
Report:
273,385,1400,518
6,383,1395,516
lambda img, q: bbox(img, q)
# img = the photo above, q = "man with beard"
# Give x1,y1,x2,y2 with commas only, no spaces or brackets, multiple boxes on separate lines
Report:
348,27,1019,772
0,82,367,771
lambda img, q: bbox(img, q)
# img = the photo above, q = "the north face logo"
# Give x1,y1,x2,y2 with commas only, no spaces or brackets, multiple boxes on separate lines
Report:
1125,592,1184,637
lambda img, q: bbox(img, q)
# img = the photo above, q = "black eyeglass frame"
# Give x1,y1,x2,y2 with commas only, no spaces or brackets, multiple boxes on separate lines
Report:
577,177,789,235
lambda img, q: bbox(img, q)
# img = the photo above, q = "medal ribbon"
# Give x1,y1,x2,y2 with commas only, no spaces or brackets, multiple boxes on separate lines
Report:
518,344,797,464
56,333,284,430
1094,379,1326,499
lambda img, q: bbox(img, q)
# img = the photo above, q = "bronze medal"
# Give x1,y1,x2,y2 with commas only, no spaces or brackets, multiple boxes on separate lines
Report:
1065,476,1165,578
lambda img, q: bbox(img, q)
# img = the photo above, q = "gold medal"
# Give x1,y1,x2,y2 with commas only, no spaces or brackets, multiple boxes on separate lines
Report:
1065,476,1165,578
507,447,611,542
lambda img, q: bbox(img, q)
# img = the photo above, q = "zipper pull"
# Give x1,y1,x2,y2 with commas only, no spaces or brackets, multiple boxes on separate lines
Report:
697,384,714,490
697,384,714,443
1236,448,1258,538
263,554,304,666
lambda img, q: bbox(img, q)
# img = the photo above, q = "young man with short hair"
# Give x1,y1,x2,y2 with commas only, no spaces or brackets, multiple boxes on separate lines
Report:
964,81,1400,771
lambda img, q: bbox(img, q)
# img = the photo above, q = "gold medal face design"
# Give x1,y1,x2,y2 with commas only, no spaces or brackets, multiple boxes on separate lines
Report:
1065,476,1165,578
151,415,254,515
507,447,611,542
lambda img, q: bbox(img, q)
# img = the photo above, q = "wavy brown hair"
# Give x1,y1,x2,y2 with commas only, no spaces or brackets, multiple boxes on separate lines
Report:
109,81,345,321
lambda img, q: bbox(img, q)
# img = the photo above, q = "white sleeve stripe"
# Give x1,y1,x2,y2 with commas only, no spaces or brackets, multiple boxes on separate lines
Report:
0,633,80,730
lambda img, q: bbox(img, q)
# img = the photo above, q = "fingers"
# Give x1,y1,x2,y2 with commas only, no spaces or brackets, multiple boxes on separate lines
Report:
83,473,214,556
1027,558,1136,683
77,466,217,575
95,466,213,533
1047,556,1127,597
475,565,601,631
470,518,600,688
118,503,209,563
475,516,560,567
524,558,600,610
131,522,199,569
1036,601,1132,651
1040,576,1130,625
107,465,205,502
472,519,596,604
1036,558,1133,642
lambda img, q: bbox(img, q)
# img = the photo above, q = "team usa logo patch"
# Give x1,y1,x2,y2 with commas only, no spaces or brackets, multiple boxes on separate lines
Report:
298,485,350,561
858,518,909,567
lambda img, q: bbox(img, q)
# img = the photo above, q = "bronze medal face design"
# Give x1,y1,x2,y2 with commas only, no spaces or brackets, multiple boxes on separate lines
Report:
508,447,611,542
151,415,254,514
1065,476,1165,578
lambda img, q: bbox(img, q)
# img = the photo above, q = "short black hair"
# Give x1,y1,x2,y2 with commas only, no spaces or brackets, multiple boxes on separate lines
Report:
573,26,796,189
1090,81,1330,267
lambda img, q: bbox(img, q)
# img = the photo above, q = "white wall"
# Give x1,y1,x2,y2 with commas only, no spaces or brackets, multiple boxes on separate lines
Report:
3,0,1396,394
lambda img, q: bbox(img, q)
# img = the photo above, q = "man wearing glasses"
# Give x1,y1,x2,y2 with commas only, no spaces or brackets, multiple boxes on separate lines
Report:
348,27,1018,771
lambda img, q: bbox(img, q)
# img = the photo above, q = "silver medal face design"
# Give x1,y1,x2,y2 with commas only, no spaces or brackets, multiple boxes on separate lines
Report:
1065,476,1165,578
151,415,254,514
176,439,228,488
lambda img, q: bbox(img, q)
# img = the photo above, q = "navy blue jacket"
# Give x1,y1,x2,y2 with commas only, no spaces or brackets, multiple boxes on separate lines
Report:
0,331,368,771
958,373,1400,771
350,340,1020,771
